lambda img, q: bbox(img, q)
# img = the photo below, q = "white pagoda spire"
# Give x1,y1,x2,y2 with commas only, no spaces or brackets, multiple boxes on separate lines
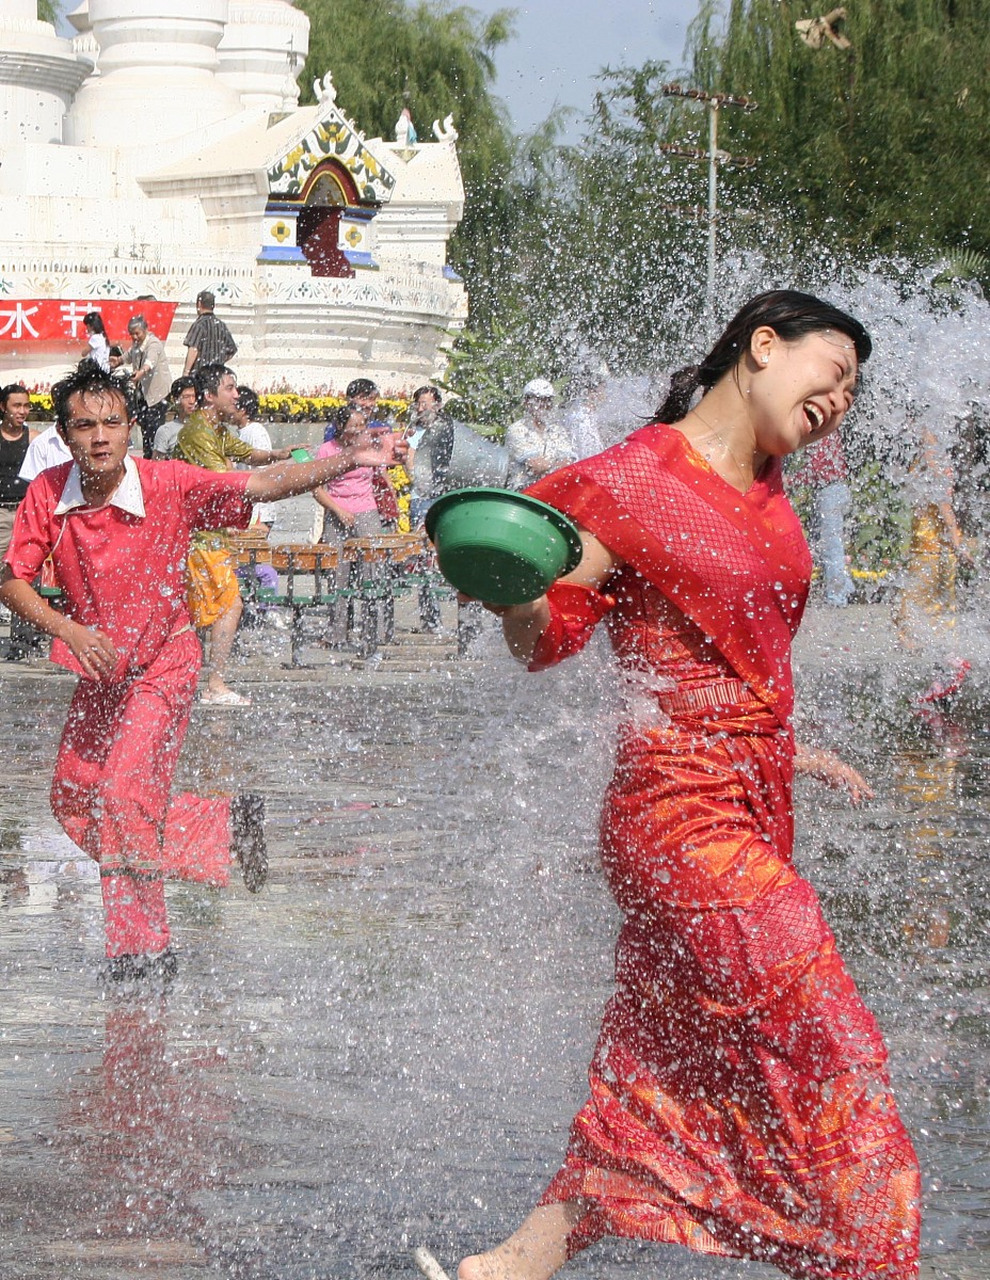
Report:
64,0,246,149
217,0,310,113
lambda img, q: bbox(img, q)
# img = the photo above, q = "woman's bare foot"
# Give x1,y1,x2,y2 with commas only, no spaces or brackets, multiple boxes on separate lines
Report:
457,1202,584,1280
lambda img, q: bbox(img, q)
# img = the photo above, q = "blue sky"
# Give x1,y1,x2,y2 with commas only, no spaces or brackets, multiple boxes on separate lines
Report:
463,1,699,136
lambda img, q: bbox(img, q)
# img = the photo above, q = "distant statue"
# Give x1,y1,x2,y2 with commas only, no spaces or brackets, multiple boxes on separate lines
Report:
432,114,458,143
394,107,418,145
313,71,337,104
795,7,852,50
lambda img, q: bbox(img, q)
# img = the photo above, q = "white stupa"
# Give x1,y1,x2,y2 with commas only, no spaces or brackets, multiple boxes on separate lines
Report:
0,0,467,392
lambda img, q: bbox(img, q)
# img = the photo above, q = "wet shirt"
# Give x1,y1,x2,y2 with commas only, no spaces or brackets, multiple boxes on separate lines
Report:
175,411,254,472
4,457,253,679
18,424,72,482
315,439,377,513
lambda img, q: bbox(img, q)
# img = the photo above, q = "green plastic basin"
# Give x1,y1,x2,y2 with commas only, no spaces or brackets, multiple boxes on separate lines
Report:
425,487,583,606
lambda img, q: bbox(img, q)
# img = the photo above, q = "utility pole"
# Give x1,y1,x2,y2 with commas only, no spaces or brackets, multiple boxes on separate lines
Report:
658,85,757,307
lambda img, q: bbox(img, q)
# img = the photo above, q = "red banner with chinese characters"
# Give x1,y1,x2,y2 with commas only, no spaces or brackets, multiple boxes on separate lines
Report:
0,301,179,345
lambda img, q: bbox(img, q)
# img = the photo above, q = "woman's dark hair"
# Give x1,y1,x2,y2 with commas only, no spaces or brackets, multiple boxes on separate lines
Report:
323,400,365,442
83,311,106,336
656,289,872,423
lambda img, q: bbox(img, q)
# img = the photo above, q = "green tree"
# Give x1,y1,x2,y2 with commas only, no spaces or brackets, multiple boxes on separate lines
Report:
689,0,990,261
38,1,58,21
439,59,735,413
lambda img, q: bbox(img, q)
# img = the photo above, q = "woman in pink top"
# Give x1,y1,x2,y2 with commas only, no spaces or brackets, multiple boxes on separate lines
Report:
314,405,384,543
313,404,396,647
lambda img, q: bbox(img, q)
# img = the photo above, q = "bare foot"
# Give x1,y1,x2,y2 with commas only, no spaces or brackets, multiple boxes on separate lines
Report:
457,1202,583,1280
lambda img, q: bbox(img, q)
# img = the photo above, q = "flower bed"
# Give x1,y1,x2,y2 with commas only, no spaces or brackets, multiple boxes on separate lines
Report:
257,393,409,422
26,390,411,422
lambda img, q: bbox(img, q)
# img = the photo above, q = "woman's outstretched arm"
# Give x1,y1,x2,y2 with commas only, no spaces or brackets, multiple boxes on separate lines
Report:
487,529,622,665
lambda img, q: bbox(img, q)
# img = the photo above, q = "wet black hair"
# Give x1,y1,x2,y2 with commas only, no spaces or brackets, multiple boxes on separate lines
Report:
236,386,260,419
0,383,28,409
412,385,442,406
83,311,107,336
655,289,872,423
345,377,379,400
193,363,235,400
52,364,131,430
170,375,197,402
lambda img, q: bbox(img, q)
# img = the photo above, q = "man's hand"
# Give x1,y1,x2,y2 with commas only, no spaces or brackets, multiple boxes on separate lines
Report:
63,620,118,682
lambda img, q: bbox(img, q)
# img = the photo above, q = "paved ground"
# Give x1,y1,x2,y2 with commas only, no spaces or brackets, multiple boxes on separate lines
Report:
0,594,988,1279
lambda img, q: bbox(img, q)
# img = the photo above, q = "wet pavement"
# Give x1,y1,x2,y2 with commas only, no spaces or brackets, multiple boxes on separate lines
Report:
1,597,989,1279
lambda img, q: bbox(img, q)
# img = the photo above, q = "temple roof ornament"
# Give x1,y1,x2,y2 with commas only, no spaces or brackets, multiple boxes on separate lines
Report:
395,107,418,146
314,71,338,105
432,114,458,143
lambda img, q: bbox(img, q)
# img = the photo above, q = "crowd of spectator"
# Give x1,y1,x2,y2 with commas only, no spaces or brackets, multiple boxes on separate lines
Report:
0,293,614,680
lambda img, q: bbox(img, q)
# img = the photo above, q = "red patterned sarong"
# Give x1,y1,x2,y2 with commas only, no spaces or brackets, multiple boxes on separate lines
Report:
524,426,920,1278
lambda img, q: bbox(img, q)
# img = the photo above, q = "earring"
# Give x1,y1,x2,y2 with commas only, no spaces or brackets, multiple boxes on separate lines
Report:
761,355,769,364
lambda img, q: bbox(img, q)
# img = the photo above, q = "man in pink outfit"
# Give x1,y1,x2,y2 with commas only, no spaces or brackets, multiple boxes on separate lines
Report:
0,364,404,983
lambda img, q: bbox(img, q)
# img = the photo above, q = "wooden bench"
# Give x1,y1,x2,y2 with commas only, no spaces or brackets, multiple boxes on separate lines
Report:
230,531,450,664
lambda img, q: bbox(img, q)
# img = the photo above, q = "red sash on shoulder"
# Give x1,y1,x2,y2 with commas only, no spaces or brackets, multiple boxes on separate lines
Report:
526,423,811,727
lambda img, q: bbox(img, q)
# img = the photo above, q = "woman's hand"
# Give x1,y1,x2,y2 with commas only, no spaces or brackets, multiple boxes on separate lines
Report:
455,594,550,663
346,428,409,470
63,619,117,682
462,595,546,620
794,743,874,805
454,529,621,666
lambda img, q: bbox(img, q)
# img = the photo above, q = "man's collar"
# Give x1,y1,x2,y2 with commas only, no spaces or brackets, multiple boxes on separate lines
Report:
54,453,146,517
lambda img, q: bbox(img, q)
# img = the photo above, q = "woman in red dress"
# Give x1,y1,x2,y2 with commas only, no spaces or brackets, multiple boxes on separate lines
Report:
457,292,920,1280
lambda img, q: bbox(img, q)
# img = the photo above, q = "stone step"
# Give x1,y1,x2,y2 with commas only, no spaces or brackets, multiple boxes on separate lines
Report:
381,638,459,655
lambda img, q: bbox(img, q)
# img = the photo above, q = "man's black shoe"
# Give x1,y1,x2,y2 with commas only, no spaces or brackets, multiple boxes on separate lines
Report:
232,792,268,893
99,946,178,987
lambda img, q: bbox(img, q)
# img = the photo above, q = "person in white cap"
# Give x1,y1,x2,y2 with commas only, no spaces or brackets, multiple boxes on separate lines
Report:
505,377,576,490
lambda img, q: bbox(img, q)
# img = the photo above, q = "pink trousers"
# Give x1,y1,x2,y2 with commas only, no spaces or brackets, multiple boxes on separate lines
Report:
50,630,233,957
